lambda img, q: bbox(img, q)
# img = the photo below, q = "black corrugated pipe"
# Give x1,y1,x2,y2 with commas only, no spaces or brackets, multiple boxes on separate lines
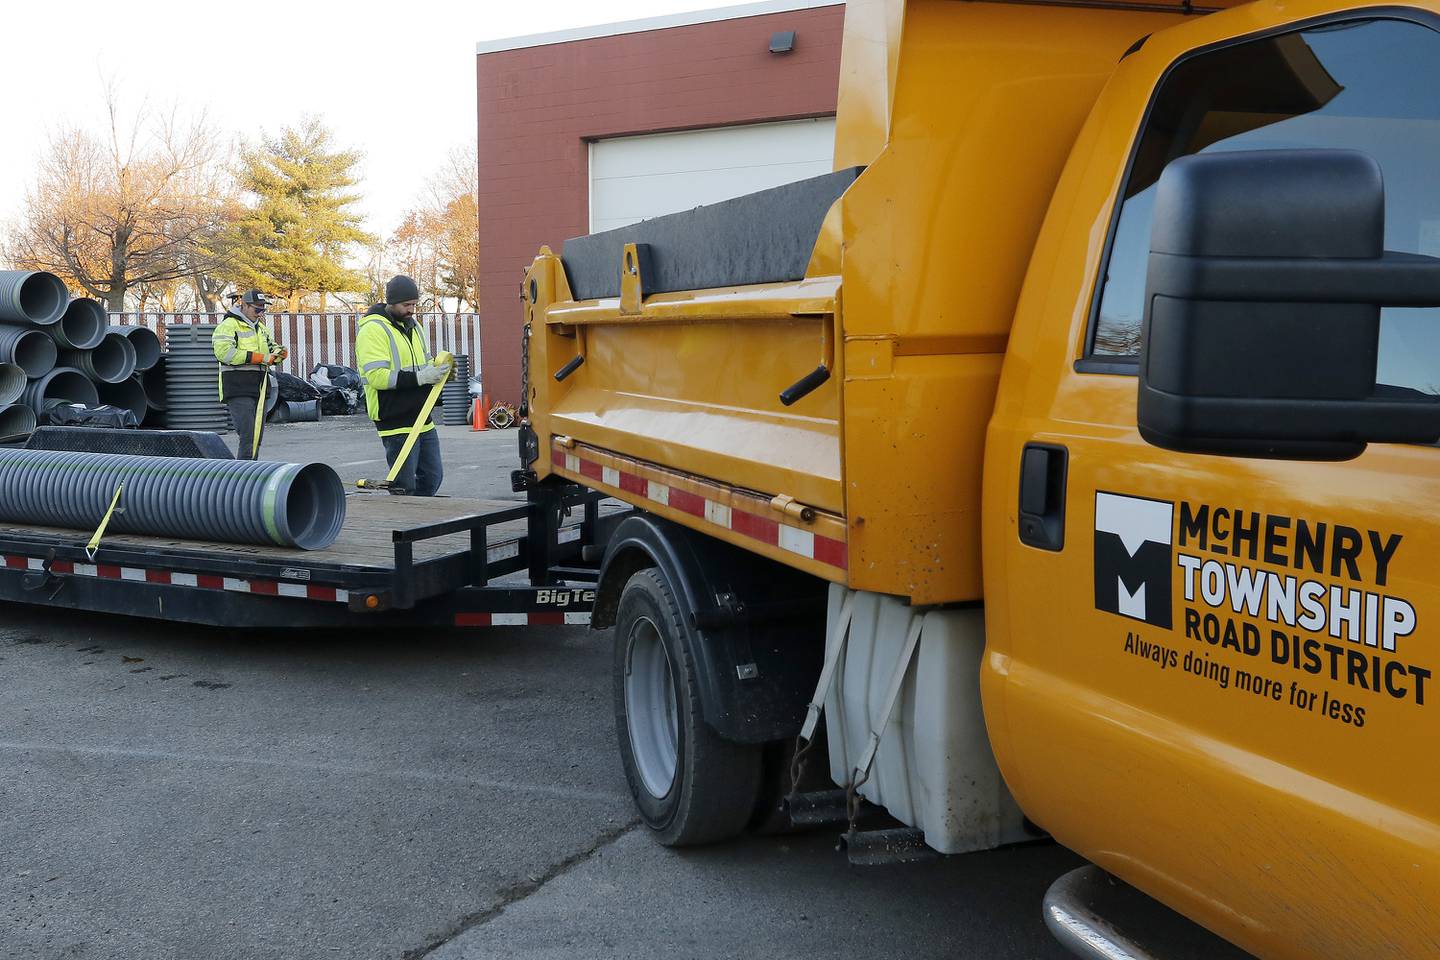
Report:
0,403,36,438
164,324,227,431
24,367,100,415
0,325,58,378
294,400,321,422
52,298,107,350
0,448,346,550
0,270,68,325
268,398,320,424
61,332,136,384
95,376,148,423
110,324,161,371
139,361,167,412
0,362,26,405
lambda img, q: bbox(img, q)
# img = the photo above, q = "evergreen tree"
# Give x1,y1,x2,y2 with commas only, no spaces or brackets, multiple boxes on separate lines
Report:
226,117,374,310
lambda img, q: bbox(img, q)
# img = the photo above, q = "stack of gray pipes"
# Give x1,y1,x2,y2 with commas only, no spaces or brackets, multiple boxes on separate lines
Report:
0,270,163,438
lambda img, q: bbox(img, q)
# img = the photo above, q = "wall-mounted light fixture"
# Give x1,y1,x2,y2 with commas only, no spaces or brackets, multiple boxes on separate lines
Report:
769,30,796,54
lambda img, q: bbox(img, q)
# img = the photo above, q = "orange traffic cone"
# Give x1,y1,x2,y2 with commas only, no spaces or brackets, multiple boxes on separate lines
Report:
471,395,488,432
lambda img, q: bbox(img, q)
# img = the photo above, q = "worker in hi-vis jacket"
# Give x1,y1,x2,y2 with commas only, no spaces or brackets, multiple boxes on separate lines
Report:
212,289,286,460
355,275,452,495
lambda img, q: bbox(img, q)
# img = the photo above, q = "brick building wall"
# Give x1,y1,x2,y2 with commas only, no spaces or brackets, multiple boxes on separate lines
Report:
475,2,845,405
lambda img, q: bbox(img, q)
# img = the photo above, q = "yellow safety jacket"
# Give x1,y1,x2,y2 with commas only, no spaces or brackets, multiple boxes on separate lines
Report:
212,310,278,401
356,305,438,437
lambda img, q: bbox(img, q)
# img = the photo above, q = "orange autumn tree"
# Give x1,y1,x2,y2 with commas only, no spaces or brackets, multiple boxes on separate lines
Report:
6,87,232,311
385,146,478,315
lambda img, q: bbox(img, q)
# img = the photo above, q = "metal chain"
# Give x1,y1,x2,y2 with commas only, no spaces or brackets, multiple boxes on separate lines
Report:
519,317,532,420
786,731,815,802
844,766,872,841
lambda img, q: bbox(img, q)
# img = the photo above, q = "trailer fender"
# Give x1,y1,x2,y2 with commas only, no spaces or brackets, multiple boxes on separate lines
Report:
594,513,827,743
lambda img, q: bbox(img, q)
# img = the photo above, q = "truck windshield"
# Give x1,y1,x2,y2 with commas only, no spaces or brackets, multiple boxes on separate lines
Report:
1093,17,1440,396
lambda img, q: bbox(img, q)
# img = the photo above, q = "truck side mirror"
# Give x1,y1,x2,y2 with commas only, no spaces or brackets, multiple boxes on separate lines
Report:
1136,148,1440,460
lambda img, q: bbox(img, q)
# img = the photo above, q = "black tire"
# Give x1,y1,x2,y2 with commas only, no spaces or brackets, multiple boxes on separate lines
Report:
613,568,763,846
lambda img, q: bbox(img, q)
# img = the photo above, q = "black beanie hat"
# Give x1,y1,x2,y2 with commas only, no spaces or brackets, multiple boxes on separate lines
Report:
385,275,420,304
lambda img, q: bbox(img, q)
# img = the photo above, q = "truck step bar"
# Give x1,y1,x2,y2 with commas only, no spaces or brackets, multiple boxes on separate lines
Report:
1044,866,1256,960
782,788,850,828
839,826,938,867
546,564,600,583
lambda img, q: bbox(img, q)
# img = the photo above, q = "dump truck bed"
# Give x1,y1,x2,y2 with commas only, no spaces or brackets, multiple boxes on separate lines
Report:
523,1,1194,605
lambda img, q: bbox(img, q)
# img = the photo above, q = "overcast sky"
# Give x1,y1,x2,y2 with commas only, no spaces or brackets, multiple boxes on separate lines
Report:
0,0,725,241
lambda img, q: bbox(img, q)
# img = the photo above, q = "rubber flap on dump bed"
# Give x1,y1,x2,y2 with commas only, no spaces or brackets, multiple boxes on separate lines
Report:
560,166,862,301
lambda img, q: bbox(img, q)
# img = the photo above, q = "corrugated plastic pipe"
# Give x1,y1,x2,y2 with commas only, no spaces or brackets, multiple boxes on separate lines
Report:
0,362,26,405
52,298,106,350
280,399,321,422
0,403,36,437
111,324,161,371
0,270,68,325
24,368,99,415
0,448,346,550
139,362,167,412
96,377,148,422
0,325,58,377
164,324,227,431
61,332,136,384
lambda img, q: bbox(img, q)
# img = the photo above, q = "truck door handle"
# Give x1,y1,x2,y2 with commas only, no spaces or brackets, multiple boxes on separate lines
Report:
1018,443,1067,551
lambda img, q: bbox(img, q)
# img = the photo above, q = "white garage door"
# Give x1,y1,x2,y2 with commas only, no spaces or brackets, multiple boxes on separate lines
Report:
589,117,837,233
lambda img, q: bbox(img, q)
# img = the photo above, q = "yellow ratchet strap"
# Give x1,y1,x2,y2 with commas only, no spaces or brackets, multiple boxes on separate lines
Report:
85,481,125,561
384,373,449,484
253,368,268,459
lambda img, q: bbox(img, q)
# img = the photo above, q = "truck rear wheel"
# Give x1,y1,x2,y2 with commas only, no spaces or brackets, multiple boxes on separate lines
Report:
613,568,762,846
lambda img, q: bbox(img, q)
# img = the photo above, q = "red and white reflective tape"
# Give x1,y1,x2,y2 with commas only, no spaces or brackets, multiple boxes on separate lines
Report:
556,445,848,570
454,611,592,627
1,554,349,603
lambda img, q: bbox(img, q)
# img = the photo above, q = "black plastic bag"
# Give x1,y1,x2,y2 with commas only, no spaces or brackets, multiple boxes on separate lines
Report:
277,370,322,402
310,363,363,392
319,387,360,416
45,404,140,429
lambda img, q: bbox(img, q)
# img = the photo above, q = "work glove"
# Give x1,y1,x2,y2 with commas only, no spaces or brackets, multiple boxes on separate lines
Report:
416,363,449,386
272,345,289,362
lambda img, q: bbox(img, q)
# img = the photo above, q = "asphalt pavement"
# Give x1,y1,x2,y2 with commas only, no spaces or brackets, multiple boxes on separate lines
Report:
0,419,1085,959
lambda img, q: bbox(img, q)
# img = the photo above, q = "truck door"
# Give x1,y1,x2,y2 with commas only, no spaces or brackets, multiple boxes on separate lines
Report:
984,8,1440,959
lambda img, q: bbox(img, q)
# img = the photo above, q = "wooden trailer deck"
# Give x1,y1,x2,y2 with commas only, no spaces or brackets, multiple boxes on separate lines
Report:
0,494,532,573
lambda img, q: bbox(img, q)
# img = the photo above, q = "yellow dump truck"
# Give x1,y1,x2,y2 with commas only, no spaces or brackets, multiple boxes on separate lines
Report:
514,0,1440,955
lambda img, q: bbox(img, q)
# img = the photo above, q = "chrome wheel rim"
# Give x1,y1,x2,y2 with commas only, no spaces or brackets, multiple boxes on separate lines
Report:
624,615,679,798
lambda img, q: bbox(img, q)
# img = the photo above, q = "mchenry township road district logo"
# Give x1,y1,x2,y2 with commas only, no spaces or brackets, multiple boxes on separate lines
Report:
1094,492,1173,629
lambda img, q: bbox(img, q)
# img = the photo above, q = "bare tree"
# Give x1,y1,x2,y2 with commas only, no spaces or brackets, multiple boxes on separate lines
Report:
182,196,244,313
5,84,231,311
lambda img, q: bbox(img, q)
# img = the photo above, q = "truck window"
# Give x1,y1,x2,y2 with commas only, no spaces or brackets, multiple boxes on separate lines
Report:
1090,17,1440,396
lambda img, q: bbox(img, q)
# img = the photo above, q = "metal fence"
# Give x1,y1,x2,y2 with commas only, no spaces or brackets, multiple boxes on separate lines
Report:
108,312,482,381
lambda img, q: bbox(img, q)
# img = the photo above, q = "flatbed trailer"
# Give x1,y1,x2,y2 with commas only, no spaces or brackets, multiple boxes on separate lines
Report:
0,482,613,629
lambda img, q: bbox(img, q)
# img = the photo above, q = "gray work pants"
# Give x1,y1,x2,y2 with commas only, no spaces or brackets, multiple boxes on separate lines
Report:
225,395,266,460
